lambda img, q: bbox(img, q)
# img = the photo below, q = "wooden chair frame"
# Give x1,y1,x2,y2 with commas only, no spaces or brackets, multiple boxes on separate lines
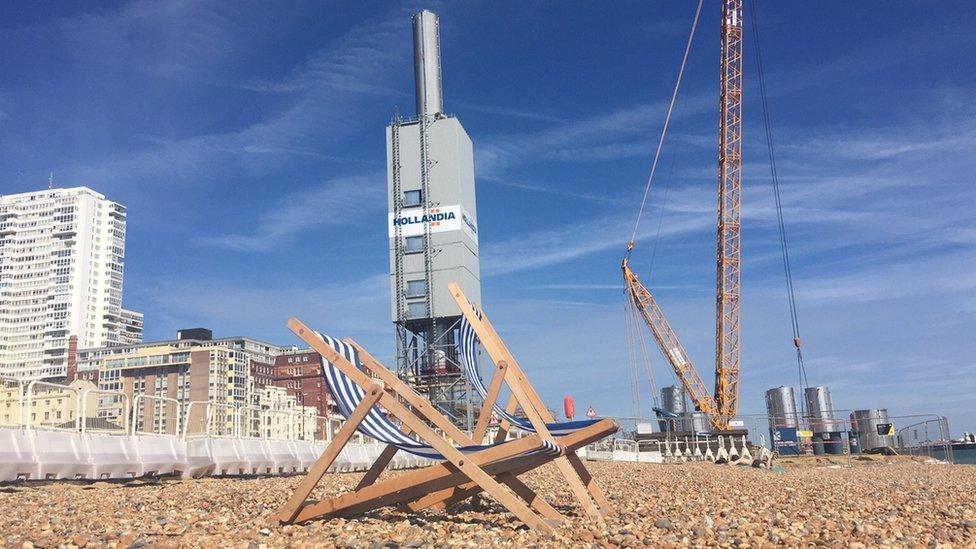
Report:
449,282,614,519
273,318,618,532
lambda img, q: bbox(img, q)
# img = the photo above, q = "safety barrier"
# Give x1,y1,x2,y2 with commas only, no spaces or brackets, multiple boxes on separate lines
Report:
0,376,439,482
0,428,37,480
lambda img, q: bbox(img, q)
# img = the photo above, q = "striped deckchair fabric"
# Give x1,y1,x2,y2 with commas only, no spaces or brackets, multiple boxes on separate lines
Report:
458,310,602,436
315,328,561,459
274,317,618,531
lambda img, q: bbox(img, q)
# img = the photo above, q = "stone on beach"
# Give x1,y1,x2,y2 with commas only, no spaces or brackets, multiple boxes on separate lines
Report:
0,460,973,547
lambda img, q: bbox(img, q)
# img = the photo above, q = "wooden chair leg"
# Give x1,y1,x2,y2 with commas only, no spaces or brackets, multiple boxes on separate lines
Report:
414,472,566,523
553,456,603,521
404,454,548,513
275,385,383,524
497,472,564,521
472,360,509,443
294,451,550,524
356,443,400,490
565,452,612,512
379,393,554,532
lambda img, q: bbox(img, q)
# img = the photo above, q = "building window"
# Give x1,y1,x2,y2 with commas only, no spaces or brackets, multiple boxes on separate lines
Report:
406,280,427,297
407,302,428,319
403,190,422,207
404,236,424,253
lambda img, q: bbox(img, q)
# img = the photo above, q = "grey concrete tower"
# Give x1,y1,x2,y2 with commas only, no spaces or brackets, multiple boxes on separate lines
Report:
388,10,481,429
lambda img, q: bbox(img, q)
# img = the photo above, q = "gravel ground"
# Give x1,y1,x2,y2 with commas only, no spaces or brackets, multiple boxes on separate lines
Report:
1,459,974,548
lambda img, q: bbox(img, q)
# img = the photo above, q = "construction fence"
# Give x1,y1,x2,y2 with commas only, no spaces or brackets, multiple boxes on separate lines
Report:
596,411,953,465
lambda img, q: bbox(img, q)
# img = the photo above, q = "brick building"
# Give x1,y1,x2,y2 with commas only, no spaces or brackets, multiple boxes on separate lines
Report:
273,349,334,418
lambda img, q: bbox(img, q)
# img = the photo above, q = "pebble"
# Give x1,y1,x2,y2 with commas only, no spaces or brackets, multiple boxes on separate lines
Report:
0,459,972,547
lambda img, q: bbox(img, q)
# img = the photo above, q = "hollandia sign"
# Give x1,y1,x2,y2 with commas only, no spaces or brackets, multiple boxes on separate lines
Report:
388,204,478,243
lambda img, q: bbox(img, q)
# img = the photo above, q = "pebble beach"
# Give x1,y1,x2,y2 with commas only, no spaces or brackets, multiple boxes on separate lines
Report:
2,458,974,548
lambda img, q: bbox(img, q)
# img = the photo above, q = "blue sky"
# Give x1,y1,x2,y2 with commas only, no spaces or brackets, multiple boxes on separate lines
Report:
1,2,974,434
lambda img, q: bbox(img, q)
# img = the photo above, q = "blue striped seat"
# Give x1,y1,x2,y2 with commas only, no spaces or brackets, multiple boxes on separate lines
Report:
458,312,602,436
312,329,561,459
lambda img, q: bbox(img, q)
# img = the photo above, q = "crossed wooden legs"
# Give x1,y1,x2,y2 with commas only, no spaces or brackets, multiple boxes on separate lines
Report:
277,417,617,529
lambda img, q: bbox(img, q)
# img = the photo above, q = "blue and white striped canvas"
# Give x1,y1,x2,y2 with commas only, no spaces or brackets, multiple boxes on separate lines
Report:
311,329,560,459
458,308,602,436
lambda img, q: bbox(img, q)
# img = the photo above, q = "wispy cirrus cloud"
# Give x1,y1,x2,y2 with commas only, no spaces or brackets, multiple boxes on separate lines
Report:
63,3,415,190
55,0,241,84
144,273,392,350
481,206,713,277
198,174,385,252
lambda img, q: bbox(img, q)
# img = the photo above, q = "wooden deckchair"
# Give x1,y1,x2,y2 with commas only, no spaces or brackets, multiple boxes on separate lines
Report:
273,318,618,531
447,282,615,520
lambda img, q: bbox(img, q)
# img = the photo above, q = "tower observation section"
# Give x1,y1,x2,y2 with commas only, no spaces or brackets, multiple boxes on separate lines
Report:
388,10,482,430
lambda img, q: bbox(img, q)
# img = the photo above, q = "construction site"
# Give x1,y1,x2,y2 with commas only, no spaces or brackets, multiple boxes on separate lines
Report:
0,2,972,547
383,4,957,463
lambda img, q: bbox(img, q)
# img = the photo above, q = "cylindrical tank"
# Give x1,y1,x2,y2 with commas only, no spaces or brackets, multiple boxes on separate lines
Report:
804,386,839,431
821,431,844,455
810,432,826,455
413,10,444,116
765,386,798,428
805,386,843,454
661,386,687,415
660,386,690,432
766,386,801,455
850,409,894,451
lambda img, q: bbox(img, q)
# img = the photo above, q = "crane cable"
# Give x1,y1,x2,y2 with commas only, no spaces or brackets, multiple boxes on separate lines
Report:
628,0,705,251
631,294,660,407
748,0,810,397
624,292,662,421
624,295,643,421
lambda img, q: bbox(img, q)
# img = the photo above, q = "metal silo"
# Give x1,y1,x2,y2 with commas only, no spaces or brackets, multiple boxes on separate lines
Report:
851,409,894,451
804,386,843,454
765,386,798,427
765,386,800,455
661,386,687,416
658,386,694,432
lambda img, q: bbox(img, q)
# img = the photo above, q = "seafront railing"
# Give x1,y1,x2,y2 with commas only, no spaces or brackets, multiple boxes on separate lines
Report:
0,375,337,443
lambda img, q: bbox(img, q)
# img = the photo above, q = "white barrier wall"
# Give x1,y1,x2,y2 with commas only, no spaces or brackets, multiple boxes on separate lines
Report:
0,427,428,482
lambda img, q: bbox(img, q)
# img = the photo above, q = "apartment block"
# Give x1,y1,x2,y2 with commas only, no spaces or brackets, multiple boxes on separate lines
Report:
119,309,144,346
74,329,316,434
0,187,141,380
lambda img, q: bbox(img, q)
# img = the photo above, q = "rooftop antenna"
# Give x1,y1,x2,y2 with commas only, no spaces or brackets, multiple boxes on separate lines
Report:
48,172,54,190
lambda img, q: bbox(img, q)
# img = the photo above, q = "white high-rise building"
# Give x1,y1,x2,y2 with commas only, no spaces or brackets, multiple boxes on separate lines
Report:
0,187,139,380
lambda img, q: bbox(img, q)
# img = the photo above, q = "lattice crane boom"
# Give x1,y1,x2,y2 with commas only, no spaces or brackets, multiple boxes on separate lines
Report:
623,258,727,430
714,0,744,419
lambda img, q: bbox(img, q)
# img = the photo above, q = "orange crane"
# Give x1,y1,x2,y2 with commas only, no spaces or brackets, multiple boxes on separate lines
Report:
714,0,744,421
623,0,743,430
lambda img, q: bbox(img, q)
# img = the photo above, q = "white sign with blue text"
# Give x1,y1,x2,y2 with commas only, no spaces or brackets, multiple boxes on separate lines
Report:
389,204,478,244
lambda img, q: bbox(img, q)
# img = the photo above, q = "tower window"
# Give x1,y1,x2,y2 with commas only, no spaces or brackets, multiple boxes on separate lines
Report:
404,236,424,253
403,190,422,207
406,280,427,297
